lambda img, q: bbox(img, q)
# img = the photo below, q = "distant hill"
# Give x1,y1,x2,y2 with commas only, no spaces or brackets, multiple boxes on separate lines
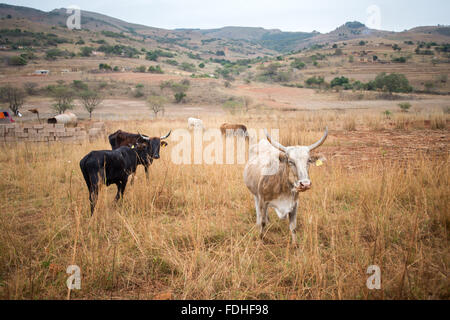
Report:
0,3,449,55
191,26,318,52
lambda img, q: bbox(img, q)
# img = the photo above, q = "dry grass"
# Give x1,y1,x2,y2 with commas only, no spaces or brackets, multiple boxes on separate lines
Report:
0,112,448,300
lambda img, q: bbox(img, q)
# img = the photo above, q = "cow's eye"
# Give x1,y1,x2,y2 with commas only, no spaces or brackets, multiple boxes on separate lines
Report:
288,160,296,166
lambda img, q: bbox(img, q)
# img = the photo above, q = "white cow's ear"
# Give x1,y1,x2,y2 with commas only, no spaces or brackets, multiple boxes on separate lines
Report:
279,152,288,163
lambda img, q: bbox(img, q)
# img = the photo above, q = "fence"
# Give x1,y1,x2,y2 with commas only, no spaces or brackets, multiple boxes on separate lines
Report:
0,122,106,143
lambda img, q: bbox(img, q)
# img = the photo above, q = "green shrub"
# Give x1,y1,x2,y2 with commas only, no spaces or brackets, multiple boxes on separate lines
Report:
136,65,147,73
305,76,324,87
99,63,112,71
148,65,163,74
174,92,186,103
72,80,88,91
164,59,178,66
8,55,27,66
392,56,407,63
80,46,93,57
398,102,411,112
291,58,306,69
179,62,196,72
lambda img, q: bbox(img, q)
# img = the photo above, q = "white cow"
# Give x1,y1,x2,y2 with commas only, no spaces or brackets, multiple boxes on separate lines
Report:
187,117,204,130
243,127,328,243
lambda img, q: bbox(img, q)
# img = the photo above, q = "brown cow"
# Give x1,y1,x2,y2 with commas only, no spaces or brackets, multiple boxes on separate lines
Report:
220,123,248,138
108,129,171,183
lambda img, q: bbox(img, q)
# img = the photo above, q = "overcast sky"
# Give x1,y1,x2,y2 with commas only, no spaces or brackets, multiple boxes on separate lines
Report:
3,0,450,32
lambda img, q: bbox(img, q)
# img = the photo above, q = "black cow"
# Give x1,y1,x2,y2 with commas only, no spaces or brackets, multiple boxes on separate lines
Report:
80,141,153,215
108,130,171,182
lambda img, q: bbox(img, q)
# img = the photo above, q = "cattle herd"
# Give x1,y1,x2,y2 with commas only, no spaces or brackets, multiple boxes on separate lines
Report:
80,119,328,241
80,130,171,214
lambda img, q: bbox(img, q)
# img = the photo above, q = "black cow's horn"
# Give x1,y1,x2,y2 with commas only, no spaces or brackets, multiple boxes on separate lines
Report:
138,132,150,141
160,130,171,140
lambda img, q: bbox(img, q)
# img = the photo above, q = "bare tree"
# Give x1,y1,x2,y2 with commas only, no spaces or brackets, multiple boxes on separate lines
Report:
242,96,253,113
23,82,38,95
0,86,26,116
147,95,167,118
80,90,103,119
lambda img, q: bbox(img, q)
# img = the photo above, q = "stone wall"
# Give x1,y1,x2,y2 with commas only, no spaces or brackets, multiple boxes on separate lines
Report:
0,122,106,143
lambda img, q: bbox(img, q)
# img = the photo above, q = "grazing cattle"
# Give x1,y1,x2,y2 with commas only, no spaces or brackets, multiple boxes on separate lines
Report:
220,123,248,137
243,127,328,243
108,130,171,182
80,142,152,215
188,117,204,130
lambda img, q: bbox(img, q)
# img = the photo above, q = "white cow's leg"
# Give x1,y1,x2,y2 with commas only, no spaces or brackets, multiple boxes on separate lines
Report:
259,199,269,239
254,196,262,230
289,202,298,244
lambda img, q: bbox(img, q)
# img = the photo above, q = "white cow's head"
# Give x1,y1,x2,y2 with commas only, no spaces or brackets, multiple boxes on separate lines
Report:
265,127,328,192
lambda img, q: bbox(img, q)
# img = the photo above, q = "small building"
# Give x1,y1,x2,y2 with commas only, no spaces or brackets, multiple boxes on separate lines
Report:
33,70,50,76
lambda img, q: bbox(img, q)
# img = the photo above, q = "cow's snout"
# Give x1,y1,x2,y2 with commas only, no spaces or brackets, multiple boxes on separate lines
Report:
153,154,160,159
295,179,311,192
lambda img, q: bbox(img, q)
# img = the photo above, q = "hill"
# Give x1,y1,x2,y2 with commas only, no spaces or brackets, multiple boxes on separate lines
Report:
1,3,449,56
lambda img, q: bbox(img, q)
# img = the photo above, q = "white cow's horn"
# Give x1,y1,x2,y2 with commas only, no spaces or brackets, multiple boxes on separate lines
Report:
160,130,171,140
264,129,287,153
308,127,328,151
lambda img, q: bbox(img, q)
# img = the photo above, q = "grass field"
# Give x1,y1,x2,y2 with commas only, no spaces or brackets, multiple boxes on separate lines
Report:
0,111,448,300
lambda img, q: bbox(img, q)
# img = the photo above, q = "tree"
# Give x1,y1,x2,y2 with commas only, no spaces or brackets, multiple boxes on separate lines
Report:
393,44,402,51
80,46,94,57
50,86,75,114
72,80,88,91
99,63,112,71
242,96,252,113
147,95,167,118
291,58,306,70
0,86,26,115
424,81,435,92
171,81,189,103
174,92,186,103
331,76,350,88
23,82,38,95
80,90,103,119
374,73,413,94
